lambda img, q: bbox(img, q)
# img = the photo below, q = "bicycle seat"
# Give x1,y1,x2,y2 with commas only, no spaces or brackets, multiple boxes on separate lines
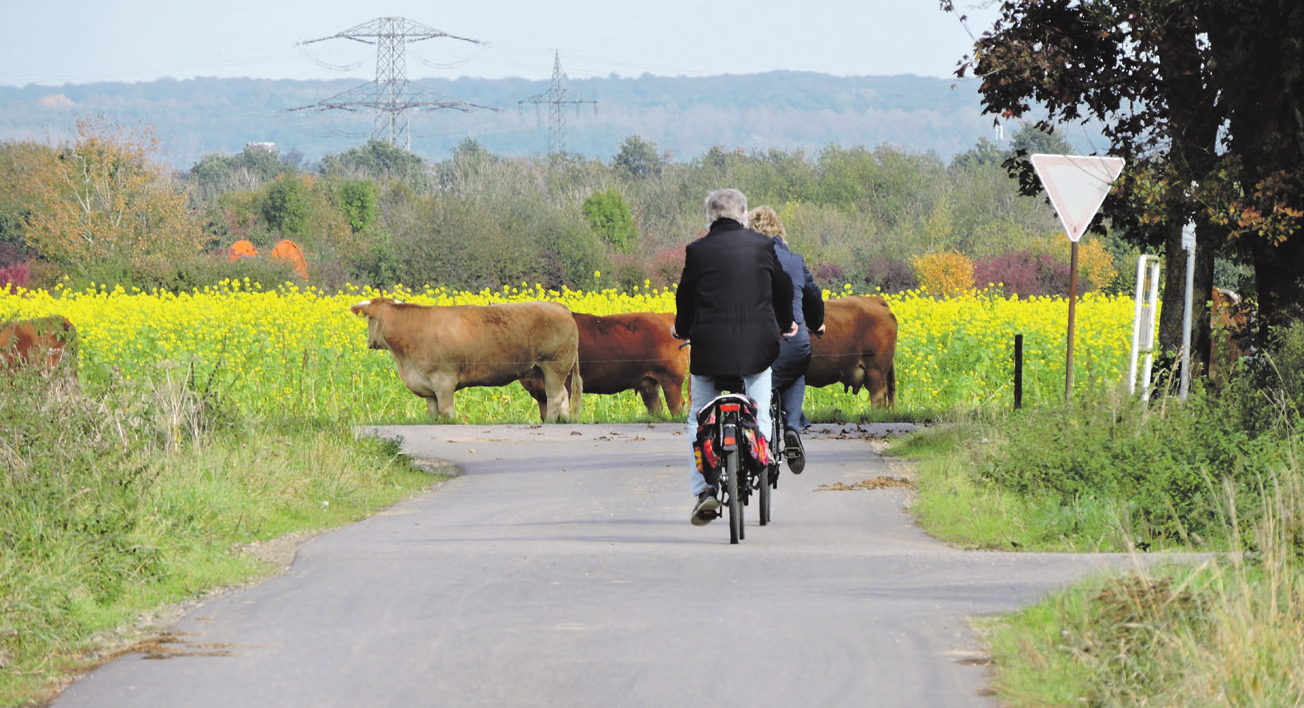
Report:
697,393,759,426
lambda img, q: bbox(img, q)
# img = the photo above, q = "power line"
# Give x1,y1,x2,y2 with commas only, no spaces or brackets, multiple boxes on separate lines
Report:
518,50,596,154
289,16,495,150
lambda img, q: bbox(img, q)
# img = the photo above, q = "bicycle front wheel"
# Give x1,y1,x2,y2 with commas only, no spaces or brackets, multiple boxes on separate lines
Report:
725,449,742,544
759,463,772,525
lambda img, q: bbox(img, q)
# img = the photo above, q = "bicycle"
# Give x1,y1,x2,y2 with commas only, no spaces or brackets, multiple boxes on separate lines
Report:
693,391,760,543
759,387,782,526
692,373,787,543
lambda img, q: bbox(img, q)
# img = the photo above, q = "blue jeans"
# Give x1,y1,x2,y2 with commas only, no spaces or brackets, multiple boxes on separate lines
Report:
778,375,807,431
687,369,774,496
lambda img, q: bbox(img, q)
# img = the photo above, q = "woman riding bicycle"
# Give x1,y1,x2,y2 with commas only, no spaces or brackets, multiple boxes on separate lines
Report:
671,188,796,527
747,205,825,475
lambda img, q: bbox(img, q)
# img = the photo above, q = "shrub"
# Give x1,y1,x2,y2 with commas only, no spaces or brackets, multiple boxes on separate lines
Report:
0,241,33,270
973,250,1068,297
912,251,974,296
860,257,916,294
648,244,686,289
0,260,30,294
335,179,379,234
581,188,638,253
814,262,845,285
979,389,1279,545
611,253,650,293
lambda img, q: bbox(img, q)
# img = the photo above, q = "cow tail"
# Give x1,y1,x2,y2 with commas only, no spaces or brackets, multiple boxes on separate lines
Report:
887,362,897,407
569,363,583,419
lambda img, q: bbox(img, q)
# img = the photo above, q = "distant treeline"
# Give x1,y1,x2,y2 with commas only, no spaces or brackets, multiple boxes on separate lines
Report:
0,72,1089,170
3,116,1156,302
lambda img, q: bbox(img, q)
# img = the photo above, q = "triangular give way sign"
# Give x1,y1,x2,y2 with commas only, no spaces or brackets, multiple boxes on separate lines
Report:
1030,154,1126,241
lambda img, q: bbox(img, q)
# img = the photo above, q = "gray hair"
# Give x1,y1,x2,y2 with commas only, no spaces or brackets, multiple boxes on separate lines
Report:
705,188,748,226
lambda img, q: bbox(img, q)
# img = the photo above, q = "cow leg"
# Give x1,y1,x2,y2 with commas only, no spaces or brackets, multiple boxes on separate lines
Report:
426,378,458,420
636,378,665,415
865,369,888,408
568,366,582,419
425,396,457,421
537,363,570,422
660,375,686,417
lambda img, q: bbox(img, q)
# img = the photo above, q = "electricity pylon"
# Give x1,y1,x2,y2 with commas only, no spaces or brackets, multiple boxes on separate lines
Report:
519,51,596,154
291,17,494,150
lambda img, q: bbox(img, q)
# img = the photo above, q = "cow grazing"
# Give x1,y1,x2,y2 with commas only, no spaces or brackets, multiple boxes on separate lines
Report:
520,311,688,421
806,295,898,407
1,315,79,377
350,298,582,422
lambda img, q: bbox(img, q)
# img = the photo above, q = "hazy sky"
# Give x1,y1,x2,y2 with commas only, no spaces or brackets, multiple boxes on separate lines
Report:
1,1,1000,87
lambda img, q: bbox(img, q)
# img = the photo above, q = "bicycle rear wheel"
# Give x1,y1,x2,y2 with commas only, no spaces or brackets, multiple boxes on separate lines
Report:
725,449,742,544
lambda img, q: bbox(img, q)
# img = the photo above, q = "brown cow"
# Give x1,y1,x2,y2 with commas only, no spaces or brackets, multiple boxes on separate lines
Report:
806,295,897,407
519,311,688,421
350,298,582,422
1,315,79,376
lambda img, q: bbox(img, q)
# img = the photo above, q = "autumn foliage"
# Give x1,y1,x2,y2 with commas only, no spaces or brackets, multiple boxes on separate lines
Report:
22,117,205,273
911,251,974,296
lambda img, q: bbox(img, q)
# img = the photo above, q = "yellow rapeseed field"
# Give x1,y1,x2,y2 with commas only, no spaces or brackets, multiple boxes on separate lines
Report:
1,280,1142,423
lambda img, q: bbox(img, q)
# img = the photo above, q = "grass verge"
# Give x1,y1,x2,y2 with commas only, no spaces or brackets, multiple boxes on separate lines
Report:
0,374,440,707
889,366,1304,705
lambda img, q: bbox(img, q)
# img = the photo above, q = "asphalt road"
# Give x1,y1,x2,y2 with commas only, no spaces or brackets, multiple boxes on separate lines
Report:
53,423,1157,708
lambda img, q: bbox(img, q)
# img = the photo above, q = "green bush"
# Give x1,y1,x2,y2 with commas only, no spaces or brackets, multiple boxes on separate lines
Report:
581,188,638,253
335,179,379,234
979,389,1282,544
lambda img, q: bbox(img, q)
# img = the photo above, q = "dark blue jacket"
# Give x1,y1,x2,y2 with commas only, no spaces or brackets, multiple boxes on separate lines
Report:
771,240,824,389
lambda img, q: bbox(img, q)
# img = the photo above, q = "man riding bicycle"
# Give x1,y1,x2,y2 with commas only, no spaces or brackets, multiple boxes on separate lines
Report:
672,188,796,527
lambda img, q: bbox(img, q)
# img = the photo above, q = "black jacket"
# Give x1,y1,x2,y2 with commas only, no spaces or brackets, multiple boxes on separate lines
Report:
674,218,795,377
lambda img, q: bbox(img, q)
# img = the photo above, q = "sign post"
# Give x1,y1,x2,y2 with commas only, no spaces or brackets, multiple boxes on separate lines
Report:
1030,154,1126,401
1179,223,1196,401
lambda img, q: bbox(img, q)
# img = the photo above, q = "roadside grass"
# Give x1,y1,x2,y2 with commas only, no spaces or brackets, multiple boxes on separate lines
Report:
890,323,1304,706
0,372,439,707
978,470,1304,707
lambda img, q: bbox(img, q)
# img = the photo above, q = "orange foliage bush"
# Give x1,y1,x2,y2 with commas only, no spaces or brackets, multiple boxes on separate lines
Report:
911,251,974,296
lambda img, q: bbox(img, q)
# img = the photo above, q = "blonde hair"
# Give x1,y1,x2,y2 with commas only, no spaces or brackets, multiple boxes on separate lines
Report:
747,205,787,244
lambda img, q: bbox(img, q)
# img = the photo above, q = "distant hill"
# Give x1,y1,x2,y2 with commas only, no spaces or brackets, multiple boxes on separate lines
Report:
0,72,1067,170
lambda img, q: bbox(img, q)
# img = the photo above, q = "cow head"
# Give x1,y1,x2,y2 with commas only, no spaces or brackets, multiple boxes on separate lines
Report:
350,298,403,351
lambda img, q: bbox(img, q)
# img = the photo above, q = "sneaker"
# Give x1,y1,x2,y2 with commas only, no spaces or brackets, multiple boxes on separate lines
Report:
784,428,806,475
691,489,720,526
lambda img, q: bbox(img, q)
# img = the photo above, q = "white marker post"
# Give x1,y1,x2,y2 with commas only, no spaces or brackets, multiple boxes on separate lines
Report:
1128,255,1162,399
1030,154,1126,401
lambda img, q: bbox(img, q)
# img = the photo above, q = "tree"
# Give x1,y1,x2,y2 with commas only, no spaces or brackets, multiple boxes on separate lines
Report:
943,0,1225,372
188,143,290,205
581,188,637,252
335,180,379,234
23,117,206,272
1201,0,1304,331
319,139,431,192
0,142,50,250
1007,121,1074,156
261,175,312,237
613,135,663,179
950,137,1005,170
